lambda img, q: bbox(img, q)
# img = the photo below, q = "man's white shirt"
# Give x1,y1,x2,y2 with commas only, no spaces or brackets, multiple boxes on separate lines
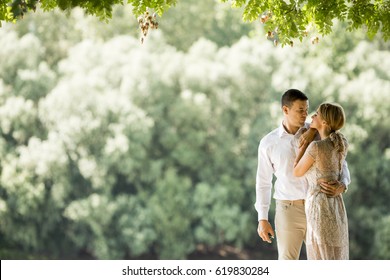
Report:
254,122,350,221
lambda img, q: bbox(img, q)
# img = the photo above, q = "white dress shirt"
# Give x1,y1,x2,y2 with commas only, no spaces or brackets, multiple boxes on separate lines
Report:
254,122,351,221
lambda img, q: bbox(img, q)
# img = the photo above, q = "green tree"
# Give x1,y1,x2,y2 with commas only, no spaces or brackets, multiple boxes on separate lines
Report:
0,21,280,258
375,215,390,259
1,0,390,45
158,0,254,51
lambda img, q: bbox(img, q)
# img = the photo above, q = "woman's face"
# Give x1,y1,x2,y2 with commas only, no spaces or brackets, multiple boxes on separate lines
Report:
310,109,325,129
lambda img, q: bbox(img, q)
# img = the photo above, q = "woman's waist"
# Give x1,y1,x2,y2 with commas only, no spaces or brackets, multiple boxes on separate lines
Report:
316,176,339,184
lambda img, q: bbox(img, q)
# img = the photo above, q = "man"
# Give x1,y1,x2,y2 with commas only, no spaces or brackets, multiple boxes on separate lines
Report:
254,89,350,260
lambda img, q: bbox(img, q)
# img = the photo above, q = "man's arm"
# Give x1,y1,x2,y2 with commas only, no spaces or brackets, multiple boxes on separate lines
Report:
254,140,275,243
340,160,351,192
254,141,273,220
320,160,351,197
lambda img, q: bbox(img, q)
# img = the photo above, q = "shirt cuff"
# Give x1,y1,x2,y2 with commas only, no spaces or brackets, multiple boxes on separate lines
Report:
257,211,268,221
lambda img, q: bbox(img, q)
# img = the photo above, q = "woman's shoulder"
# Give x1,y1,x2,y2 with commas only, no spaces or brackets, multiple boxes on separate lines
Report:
306,140,319,157
313,138,328,145
314,137,333,150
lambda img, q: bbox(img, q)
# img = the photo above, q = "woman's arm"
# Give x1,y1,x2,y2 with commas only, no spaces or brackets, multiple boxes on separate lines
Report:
293,148,315,177
294,128,317,167
294,143,308,168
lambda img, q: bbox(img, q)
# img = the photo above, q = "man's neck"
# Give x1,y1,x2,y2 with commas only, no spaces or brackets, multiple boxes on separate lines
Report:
282,121,300,135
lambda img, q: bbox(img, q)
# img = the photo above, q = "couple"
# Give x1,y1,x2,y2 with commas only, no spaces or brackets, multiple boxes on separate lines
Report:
255,89,350,260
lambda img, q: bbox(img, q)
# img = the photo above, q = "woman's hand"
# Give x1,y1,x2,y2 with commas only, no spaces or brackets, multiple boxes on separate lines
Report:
299,127,317,148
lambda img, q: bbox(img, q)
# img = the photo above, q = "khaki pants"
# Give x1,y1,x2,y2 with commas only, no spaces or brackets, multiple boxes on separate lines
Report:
275,200,307,260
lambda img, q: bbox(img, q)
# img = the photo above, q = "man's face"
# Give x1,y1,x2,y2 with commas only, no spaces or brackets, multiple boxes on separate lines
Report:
283,99,309,127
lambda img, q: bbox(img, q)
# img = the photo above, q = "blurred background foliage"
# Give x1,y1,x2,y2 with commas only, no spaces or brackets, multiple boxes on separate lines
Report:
0,0,389,260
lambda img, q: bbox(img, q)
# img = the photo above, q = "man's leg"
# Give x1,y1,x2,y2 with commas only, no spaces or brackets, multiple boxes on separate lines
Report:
275,200,307,260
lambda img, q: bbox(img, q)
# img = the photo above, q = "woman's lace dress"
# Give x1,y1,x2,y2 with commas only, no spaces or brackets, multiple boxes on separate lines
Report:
304,137,349,260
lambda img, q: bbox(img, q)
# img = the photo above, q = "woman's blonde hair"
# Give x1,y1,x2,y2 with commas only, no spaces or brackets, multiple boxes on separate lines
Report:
318,102,347,154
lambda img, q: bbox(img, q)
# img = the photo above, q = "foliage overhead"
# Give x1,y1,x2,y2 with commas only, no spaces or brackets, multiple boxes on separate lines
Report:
1,1,390,261
1,0,390,45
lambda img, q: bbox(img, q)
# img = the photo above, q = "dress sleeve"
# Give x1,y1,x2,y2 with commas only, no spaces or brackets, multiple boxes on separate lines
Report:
306,141,317,160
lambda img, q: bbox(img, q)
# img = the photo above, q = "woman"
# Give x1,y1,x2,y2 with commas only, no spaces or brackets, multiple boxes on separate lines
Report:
293,103,349,260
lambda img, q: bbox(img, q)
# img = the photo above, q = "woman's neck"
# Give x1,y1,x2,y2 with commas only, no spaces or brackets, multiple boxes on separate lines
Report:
318,127,331,140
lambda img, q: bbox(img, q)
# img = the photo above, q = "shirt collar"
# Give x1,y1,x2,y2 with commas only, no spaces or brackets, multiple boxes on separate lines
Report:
278,122,310,138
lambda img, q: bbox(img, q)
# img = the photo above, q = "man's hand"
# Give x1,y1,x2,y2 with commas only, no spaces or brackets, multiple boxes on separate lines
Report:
320,181,346,197
257,220,275,243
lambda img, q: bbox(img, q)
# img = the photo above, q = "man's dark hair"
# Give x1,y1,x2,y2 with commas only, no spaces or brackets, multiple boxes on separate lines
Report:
281,89,308,107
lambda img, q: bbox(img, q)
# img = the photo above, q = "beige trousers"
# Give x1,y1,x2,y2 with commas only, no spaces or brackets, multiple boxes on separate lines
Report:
275,200,307,260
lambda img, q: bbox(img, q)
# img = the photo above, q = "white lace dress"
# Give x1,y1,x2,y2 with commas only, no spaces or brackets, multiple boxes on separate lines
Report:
304,137,349,260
